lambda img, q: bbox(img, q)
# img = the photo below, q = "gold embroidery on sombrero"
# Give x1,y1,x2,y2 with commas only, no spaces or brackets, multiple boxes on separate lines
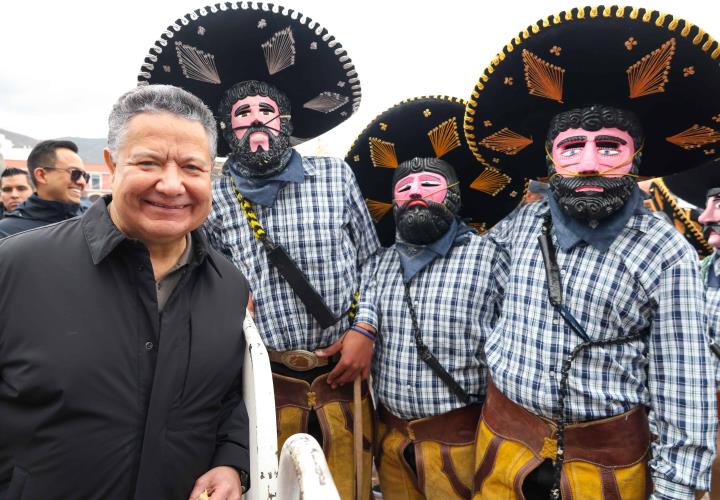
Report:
261,26,296,75
303,92,350,113
369,138,398,168
627,38,676,98
469,167,511,196
365,199,393,223
666,124,720,149
175,42,221,84
479,127,533,155
468,222,487,234
521,49,565,103
428,117,461,158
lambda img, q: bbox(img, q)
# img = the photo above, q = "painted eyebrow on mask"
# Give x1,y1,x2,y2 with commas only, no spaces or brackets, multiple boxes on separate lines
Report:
555,135,587,147
234,104,251,116
594,135,627,145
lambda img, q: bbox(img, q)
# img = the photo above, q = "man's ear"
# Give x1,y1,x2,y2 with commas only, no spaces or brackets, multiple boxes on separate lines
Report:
103,148,117,179
33,167,47,186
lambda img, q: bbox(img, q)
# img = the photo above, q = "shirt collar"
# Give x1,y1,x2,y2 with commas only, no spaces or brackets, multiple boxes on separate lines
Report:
545,184,647,252
395,219,474,282
82,195,220,276
709,251,720,289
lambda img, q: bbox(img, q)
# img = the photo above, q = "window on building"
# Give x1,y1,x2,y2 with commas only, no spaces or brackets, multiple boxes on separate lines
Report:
90,173,102,190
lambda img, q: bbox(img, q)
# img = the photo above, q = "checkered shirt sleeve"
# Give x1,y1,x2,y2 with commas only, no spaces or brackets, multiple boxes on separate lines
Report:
368,234,504,419
204,156,380,350
486,201,716,497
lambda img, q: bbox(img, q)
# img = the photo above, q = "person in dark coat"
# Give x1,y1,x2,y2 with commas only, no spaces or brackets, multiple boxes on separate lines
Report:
0,168,32,219
0,139,88,237
0,84,251,500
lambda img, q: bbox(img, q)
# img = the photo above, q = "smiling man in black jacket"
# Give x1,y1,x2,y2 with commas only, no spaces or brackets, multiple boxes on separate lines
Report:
0,85,251,499
0,139,88,237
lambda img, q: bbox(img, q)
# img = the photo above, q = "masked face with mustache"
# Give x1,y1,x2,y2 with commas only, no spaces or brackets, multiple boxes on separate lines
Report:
218,80,293,178
546,106,643,223
699,187,720,248
392,158,461,245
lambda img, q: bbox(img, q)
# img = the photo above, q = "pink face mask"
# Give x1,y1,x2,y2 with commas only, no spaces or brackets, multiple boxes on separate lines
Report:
393,172,448,208
551,127,636,177
230,95,281,152
699,195,720,248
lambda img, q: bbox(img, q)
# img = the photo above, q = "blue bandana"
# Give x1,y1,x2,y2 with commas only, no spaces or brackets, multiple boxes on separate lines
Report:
546,183,648,252
226,149,305,207
395,219,475,282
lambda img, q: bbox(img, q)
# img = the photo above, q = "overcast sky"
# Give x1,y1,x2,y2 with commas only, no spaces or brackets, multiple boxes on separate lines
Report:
1,0,718,159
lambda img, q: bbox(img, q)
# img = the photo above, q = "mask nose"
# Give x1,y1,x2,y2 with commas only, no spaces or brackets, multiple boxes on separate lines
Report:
574,143,601,174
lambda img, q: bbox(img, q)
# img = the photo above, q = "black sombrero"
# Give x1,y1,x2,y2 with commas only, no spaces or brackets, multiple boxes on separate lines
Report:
464,5,720,180
138,2,361,157
646,178,712,257
346,96,527,246
663,157,720,208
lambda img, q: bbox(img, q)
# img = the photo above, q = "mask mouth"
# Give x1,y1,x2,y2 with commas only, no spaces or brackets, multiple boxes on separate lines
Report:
703,223,720,240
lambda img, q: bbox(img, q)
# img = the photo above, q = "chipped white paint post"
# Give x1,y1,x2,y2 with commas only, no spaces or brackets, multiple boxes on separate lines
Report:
243,311,279,500
277,434,340,500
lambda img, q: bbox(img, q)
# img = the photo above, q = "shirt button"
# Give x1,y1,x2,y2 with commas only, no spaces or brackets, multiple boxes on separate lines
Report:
560,269,567,276
549,370,556,377
137,265,145,272
552,318,560,325
145,341,154,351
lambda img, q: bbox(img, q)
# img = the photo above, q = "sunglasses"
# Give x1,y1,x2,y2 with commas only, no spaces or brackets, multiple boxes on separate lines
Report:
44,166,91,183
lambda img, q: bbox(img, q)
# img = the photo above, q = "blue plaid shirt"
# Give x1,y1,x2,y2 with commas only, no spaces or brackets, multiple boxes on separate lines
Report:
204,155,380,350
487,200,716,499
366,234,505,419
704,252,720,388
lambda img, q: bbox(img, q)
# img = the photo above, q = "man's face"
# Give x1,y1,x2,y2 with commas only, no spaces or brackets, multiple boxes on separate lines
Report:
549,127,637,222
37,148,87,204
393,172,448,208
105,112,212,247
230,95,281,152
551,127,635,180
1,174,32,211
699,193,720,248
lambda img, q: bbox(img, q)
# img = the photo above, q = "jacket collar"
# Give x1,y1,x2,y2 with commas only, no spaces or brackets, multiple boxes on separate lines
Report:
81,195,221,276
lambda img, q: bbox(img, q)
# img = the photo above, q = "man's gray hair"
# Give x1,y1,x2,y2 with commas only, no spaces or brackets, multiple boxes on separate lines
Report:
108,84,218,159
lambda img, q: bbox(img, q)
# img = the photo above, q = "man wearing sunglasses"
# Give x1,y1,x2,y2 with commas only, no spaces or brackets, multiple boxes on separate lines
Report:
0,139,87,237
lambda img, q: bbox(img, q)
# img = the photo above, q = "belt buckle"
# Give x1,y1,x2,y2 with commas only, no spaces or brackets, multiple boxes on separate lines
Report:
280,350,319,371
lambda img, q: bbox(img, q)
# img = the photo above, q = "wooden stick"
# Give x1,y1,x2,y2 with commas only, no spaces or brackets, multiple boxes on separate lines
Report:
353,375,363,500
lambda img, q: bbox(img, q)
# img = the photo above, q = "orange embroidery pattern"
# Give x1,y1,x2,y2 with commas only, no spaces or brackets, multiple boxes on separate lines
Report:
522,49,565,103
625,37,638,51
627,38,676,99
428,117,461,158
365,199,393,223
369,137,398,168
470,167,512,196
666,125,720,150
479,128,533,155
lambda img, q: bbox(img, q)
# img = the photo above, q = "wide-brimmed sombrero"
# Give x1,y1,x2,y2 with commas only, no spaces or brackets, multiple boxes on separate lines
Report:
464,5,720,179
138,2,361,157
645,178,712,257
346,96,527,246
663,158,720,208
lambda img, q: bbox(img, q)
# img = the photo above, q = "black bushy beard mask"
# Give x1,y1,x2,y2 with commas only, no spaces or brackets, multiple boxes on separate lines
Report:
395,202,455,245
393,157,461,245
226,123,292,179
549,172,635,223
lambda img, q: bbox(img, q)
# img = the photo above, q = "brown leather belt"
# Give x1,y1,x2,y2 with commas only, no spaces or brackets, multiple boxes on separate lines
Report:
378,403,481,445
482,382,650,467
268,349,329,371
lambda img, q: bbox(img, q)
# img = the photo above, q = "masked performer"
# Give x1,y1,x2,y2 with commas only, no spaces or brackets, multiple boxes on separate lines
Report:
138,5,378,498
347,96,526,499
663,159,720,498
462,6,720,499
